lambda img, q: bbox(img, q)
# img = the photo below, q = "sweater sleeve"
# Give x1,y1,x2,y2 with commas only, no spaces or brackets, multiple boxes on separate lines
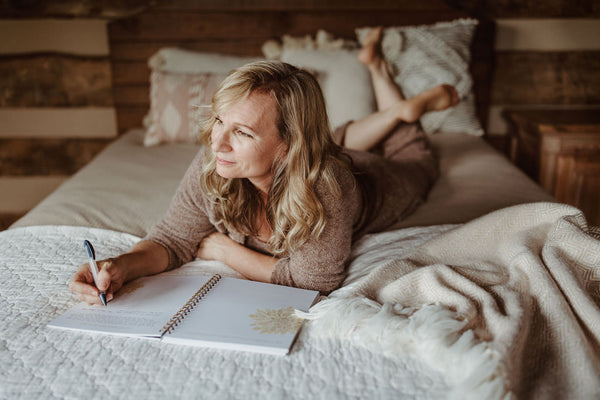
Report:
144,150,216,270
332,121,352,146
270,164,360,294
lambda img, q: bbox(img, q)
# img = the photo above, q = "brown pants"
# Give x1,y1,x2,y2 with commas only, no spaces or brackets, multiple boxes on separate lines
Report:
333,121,438,234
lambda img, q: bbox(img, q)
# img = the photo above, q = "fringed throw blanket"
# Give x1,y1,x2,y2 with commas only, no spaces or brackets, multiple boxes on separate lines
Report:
305,202,600,399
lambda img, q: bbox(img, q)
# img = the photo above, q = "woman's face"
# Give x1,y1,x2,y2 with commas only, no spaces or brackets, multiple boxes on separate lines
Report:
211,90,287,193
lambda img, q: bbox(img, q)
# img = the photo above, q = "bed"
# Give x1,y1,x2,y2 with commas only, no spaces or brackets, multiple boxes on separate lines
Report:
2,5,600,400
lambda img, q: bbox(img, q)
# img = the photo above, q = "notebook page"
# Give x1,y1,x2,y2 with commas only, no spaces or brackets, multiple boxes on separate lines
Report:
48,275,213,337
163,277,319,355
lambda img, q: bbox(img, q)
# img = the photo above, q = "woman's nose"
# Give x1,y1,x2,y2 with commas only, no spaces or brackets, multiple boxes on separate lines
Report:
211,129,231,152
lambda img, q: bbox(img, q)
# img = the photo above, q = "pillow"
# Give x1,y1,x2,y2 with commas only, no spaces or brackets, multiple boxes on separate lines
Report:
356,19,484,136
279,48,376,129
143,70,227,147
143,48,261,146
148,47,261,74
263,31,376,130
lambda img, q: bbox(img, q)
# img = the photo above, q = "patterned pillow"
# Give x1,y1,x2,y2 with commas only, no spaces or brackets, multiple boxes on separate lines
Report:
356,19,484,136
143,48,261,147
143,70,226,147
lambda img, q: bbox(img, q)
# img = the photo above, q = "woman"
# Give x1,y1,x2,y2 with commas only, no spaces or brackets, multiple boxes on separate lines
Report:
70,29,458,303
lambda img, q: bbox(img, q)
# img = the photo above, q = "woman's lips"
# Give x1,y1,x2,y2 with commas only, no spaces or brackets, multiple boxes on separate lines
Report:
216,157,234,165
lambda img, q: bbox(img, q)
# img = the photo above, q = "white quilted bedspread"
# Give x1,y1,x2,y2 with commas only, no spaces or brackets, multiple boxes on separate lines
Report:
0,225,455,400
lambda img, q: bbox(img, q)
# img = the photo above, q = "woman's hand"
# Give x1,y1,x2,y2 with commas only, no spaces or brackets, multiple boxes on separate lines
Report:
68,240,170,305
69,257,128,305
197,232,236,263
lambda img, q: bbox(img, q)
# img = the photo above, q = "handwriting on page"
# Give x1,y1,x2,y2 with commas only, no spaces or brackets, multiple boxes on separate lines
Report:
64,308,165,330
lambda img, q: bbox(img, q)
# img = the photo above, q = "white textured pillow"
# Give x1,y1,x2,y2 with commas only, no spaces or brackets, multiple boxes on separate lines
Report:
279,48,375,129
357,19,484,136
263,31,375,130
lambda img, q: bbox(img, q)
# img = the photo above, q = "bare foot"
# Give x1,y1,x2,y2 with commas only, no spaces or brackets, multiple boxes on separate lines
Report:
397,84,460,123
358,27,385,69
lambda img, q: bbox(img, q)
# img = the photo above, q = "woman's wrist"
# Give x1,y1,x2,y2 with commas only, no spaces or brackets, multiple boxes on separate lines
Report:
219,239,245,266
121,240,170,282
113,253,136,284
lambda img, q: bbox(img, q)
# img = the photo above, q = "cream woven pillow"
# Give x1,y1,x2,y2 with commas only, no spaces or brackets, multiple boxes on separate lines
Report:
357,19,484,135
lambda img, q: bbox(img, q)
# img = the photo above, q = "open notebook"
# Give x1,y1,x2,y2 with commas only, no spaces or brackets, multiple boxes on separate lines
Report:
48,274,320,356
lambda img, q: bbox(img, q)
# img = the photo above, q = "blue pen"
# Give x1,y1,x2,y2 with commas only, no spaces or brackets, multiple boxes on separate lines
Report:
83,240,107,306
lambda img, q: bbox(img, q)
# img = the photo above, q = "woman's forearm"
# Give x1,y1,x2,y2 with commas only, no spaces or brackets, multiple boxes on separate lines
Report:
222,241,277,283
197,232,277,282
120,240,170,283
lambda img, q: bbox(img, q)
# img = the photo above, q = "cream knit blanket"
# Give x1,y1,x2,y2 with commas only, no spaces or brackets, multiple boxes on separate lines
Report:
305,202,600,399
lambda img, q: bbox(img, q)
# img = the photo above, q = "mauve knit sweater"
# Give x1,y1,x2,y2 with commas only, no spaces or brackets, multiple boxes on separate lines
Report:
145,121,437,293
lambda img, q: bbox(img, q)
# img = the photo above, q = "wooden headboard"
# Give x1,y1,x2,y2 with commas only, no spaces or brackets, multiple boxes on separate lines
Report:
108,2,495,135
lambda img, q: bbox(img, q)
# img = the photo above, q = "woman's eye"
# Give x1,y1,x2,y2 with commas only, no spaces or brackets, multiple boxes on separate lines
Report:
237,130,253,138
215,117,223,125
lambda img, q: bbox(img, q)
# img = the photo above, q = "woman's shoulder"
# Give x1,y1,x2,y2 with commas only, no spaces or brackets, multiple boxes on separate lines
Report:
314,156,358,200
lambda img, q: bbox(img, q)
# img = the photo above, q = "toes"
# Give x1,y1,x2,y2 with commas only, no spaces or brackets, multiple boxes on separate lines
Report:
358,28,385,66
451,87,460,105
441,84,459,106
362,26,383,46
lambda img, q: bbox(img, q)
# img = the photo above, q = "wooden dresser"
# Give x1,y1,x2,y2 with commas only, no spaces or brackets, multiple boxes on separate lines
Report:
503,109,600,226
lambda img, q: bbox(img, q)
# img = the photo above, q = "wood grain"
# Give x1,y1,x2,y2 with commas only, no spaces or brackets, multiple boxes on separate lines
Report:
477,0,600,18
0,138,110,176
115,107,149,133
0,54,112,107
1,0,598,18
153,0,455,12
493,51,600,105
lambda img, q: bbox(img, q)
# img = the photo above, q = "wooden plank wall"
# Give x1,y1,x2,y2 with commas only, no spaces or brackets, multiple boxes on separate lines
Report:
488,17,600,142
107,1,493,135
0,18,117,227
1,0,599,229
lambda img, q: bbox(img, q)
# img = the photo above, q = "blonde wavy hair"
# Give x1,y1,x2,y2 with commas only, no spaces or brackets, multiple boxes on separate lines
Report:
198,60,353,255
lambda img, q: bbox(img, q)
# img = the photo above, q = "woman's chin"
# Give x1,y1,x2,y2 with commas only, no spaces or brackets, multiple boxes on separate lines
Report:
215,167,236,179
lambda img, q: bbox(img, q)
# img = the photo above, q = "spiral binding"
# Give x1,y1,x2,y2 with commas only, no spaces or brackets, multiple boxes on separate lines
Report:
160,274,222,335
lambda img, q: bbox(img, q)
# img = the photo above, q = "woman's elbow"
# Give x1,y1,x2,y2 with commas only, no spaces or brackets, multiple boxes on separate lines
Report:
296,272,346,295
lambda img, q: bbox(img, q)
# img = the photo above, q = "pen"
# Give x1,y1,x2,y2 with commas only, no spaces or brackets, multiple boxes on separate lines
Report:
83,240,107,306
